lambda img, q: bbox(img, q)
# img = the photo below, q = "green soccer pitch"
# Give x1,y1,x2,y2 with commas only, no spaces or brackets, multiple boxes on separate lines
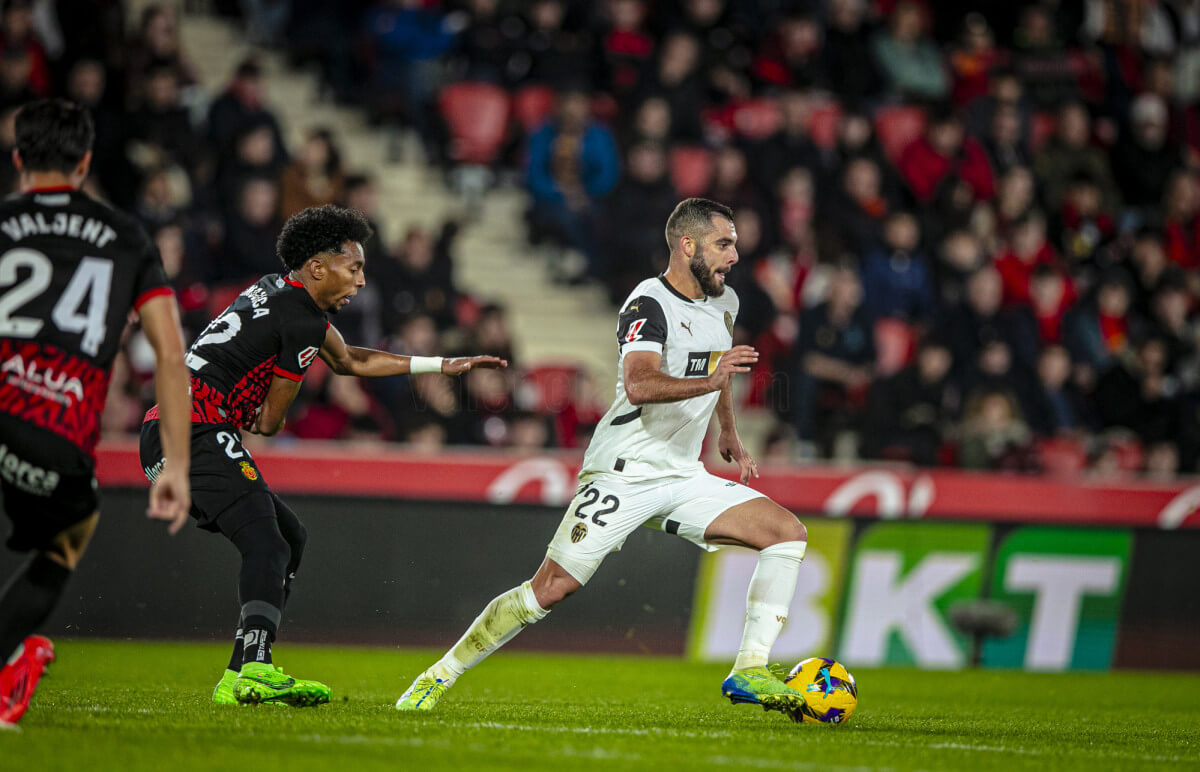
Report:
2,640,1198,771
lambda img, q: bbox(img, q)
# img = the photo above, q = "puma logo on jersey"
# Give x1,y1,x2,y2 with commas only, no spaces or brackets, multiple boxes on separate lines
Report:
297,346,319,368
1,353,85,405
627,301,640,313
680,321,692,335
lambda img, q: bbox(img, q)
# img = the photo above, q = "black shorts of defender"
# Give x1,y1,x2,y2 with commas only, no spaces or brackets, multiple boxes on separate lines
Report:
0,415,99,552
140,419,273,535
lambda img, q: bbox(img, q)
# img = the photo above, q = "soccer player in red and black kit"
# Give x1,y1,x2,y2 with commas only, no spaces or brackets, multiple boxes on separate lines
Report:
0,100,192,728
139,204,505,707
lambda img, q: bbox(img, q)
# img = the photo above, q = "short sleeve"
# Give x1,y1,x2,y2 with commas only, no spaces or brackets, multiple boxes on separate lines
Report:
275,314,328,382
131,229,173,310
617,295,668,354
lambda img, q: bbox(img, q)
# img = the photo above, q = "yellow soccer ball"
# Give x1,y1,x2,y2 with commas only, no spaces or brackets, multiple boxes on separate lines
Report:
784,657,858,725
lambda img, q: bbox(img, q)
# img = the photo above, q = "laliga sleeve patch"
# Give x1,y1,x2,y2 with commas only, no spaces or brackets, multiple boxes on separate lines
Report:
298,346,319,368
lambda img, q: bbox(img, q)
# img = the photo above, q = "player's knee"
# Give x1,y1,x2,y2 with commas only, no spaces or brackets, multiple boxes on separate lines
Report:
286,522,307,565
764,513,806,547
232,518,291,576
531,569,581,609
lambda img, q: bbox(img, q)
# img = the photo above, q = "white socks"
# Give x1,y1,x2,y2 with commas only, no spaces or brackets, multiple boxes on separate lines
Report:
732,540,807,672
432,581,549,685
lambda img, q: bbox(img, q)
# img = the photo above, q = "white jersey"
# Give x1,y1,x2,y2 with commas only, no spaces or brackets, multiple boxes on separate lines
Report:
580,274,738,482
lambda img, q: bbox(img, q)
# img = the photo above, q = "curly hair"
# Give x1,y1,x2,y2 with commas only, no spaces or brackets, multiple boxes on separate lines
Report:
276,204,373,271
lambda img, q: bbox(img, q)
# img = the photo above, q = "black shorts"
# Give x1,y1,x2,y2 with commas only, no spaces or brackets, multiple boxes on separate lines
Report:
0,415,99,552
140,420,271,534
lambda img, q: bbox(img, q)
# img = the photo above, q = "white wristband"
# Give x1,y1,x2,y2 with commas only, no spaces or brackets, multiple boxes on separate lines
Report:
410,356,444,375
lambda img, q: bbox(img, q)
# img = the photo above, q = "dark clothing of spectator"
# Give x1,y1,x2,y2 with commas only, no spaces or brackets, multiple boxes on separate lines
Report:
217,214,281,283
861,248,936,323
602,175,677,304
207,89,288,161
822,24,885,108
863,365,956,465
793,302,875,446
1111,133,1186,210
942,303,1040,377
1094,361,1178,443
1025,381,1088,436
1034,139,1121,212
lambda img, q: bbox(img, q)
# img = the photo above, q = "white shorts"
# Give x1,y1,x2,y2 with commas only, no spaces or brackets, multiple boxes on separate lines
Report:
545,471,766,584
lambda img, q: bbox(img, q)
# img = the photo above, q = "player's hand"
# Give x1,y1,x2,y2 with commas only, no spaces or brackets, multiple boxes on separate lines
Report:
441,355,508,375
705,346,758,392
147,465,191,535
719,429,759,484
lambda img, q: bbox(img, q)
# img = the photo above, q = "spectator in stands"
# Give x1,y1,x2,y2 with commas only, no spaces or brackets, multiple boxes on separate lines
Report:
822,156,889,258
642,31,705,142
1112,93,1186,213
511,0,595,88
992,165,1036,239
792,261,874,456
343,173,387,264
507,411,553,451
375,224,460,333
861,211,935,324
464,366,516,446
1055,172,1116,276
1149,279,1200,389
466,303,516,364
0,0,49,97
526,88,619,280
133,166,181,232
949,13,1004,107
982,101,1030,176
363,0,457,149
822,0,884,108
959,389,1037,471
215,117,287,210
1064,270,1143,382
705,144,764,219
280,128,345,219
1034,101,1120,213
1010,4,1076,109
934,228,985,306
897,107,994,205
600,0,655,100
1094,337,1179,444
66,58,136,205
217,176,282,282
1129,228,1174,314
1028,264,1076,346
995,210,1058,307
1025,344,1087,437
455,0,513,84
748,90,823,197
127,63,201,175
872,1,949,102
125,4,198,105
942,266,1039,380
752,13,826,90
620,96,671,149
207,58,288,163
602,140,676,303
1162,169,1200,270
964,69,1032,151
864,337,957,465
0,46,35,112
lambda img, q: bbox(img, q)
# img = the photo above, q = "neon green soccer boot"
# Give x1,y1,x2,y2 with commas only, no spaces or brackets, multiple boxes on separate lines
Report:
721,665,805,713
212,669,239,705
395,669,451,711
233,662,331,707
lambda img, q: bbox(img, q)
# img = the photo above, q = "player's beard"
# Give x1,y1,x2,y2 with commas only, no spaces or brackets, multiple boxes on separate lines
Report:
689,245,725,297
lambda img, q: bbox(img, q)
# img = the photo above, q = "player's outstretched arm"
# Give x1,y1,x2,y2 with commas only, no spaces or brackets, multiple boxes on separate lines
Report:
250,375,303,437
318,323,507,377
138,295,192,534
624,346,758,406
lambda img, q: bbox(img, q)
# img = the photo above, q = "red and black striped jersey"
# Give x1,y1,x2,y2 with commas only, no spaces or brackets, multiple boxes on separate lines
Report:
146,274,328,428
0,187,171,457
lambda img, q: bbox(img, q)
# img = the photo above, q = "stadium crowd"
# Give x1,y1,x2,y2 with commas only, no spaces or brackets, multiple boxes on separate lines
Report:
4,0,1199,478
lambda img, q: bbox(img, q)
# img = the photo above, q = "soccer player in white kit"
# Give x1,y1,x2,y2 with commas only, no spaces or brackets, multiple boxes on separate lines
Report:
396,198,810,715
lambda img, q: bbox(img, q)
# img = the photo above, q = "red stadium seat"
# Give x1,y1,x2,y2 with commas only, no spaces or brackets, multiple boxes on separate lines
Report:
874,105,927,163
670,146,715,197
732,98,782,141
809,102,842,149
512,85,556,133
1030,112,1057,153
521,362,583,414
438,81,511,164
1036,437,1086,478
873,318,916,376
591,92,620,124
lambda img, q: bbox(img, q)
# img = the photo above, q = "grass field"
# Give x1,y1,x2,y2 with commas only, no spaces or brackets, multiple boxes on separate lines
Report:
2,640,1198,771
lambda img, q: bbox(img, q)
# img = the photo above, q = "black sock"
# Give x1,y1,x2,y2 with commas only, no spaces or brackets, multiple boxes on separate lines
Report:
227,623,244,672
241,627,273,667
0,554,71,662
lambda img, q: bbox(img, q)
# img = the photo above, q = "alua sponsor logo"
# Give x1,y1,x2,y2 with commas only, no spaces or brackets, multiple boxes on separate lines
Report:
2,354,85,405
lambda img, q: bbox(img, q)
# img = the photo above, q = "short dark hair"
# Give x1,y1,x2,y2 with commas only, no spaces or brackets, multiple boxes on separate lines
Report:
664,197,734,251
276,204,373,271
15,99,94,174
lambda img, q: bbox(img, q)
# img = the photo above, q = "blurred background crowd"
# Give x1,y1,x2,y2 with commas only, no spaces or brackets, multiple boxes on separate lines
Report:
5,0,1200,479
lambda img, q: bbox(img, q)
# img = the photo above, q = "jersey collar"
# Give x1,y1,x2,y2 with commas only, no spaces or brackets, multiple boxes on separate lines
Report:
25,185,77,193
657,273,700,304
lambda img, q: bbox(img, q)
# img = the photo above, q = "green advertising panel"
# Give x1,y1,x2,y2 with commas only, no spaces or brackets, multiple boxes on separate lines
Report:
838,522,990,669
687,518,852,663
983,527,1131,671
